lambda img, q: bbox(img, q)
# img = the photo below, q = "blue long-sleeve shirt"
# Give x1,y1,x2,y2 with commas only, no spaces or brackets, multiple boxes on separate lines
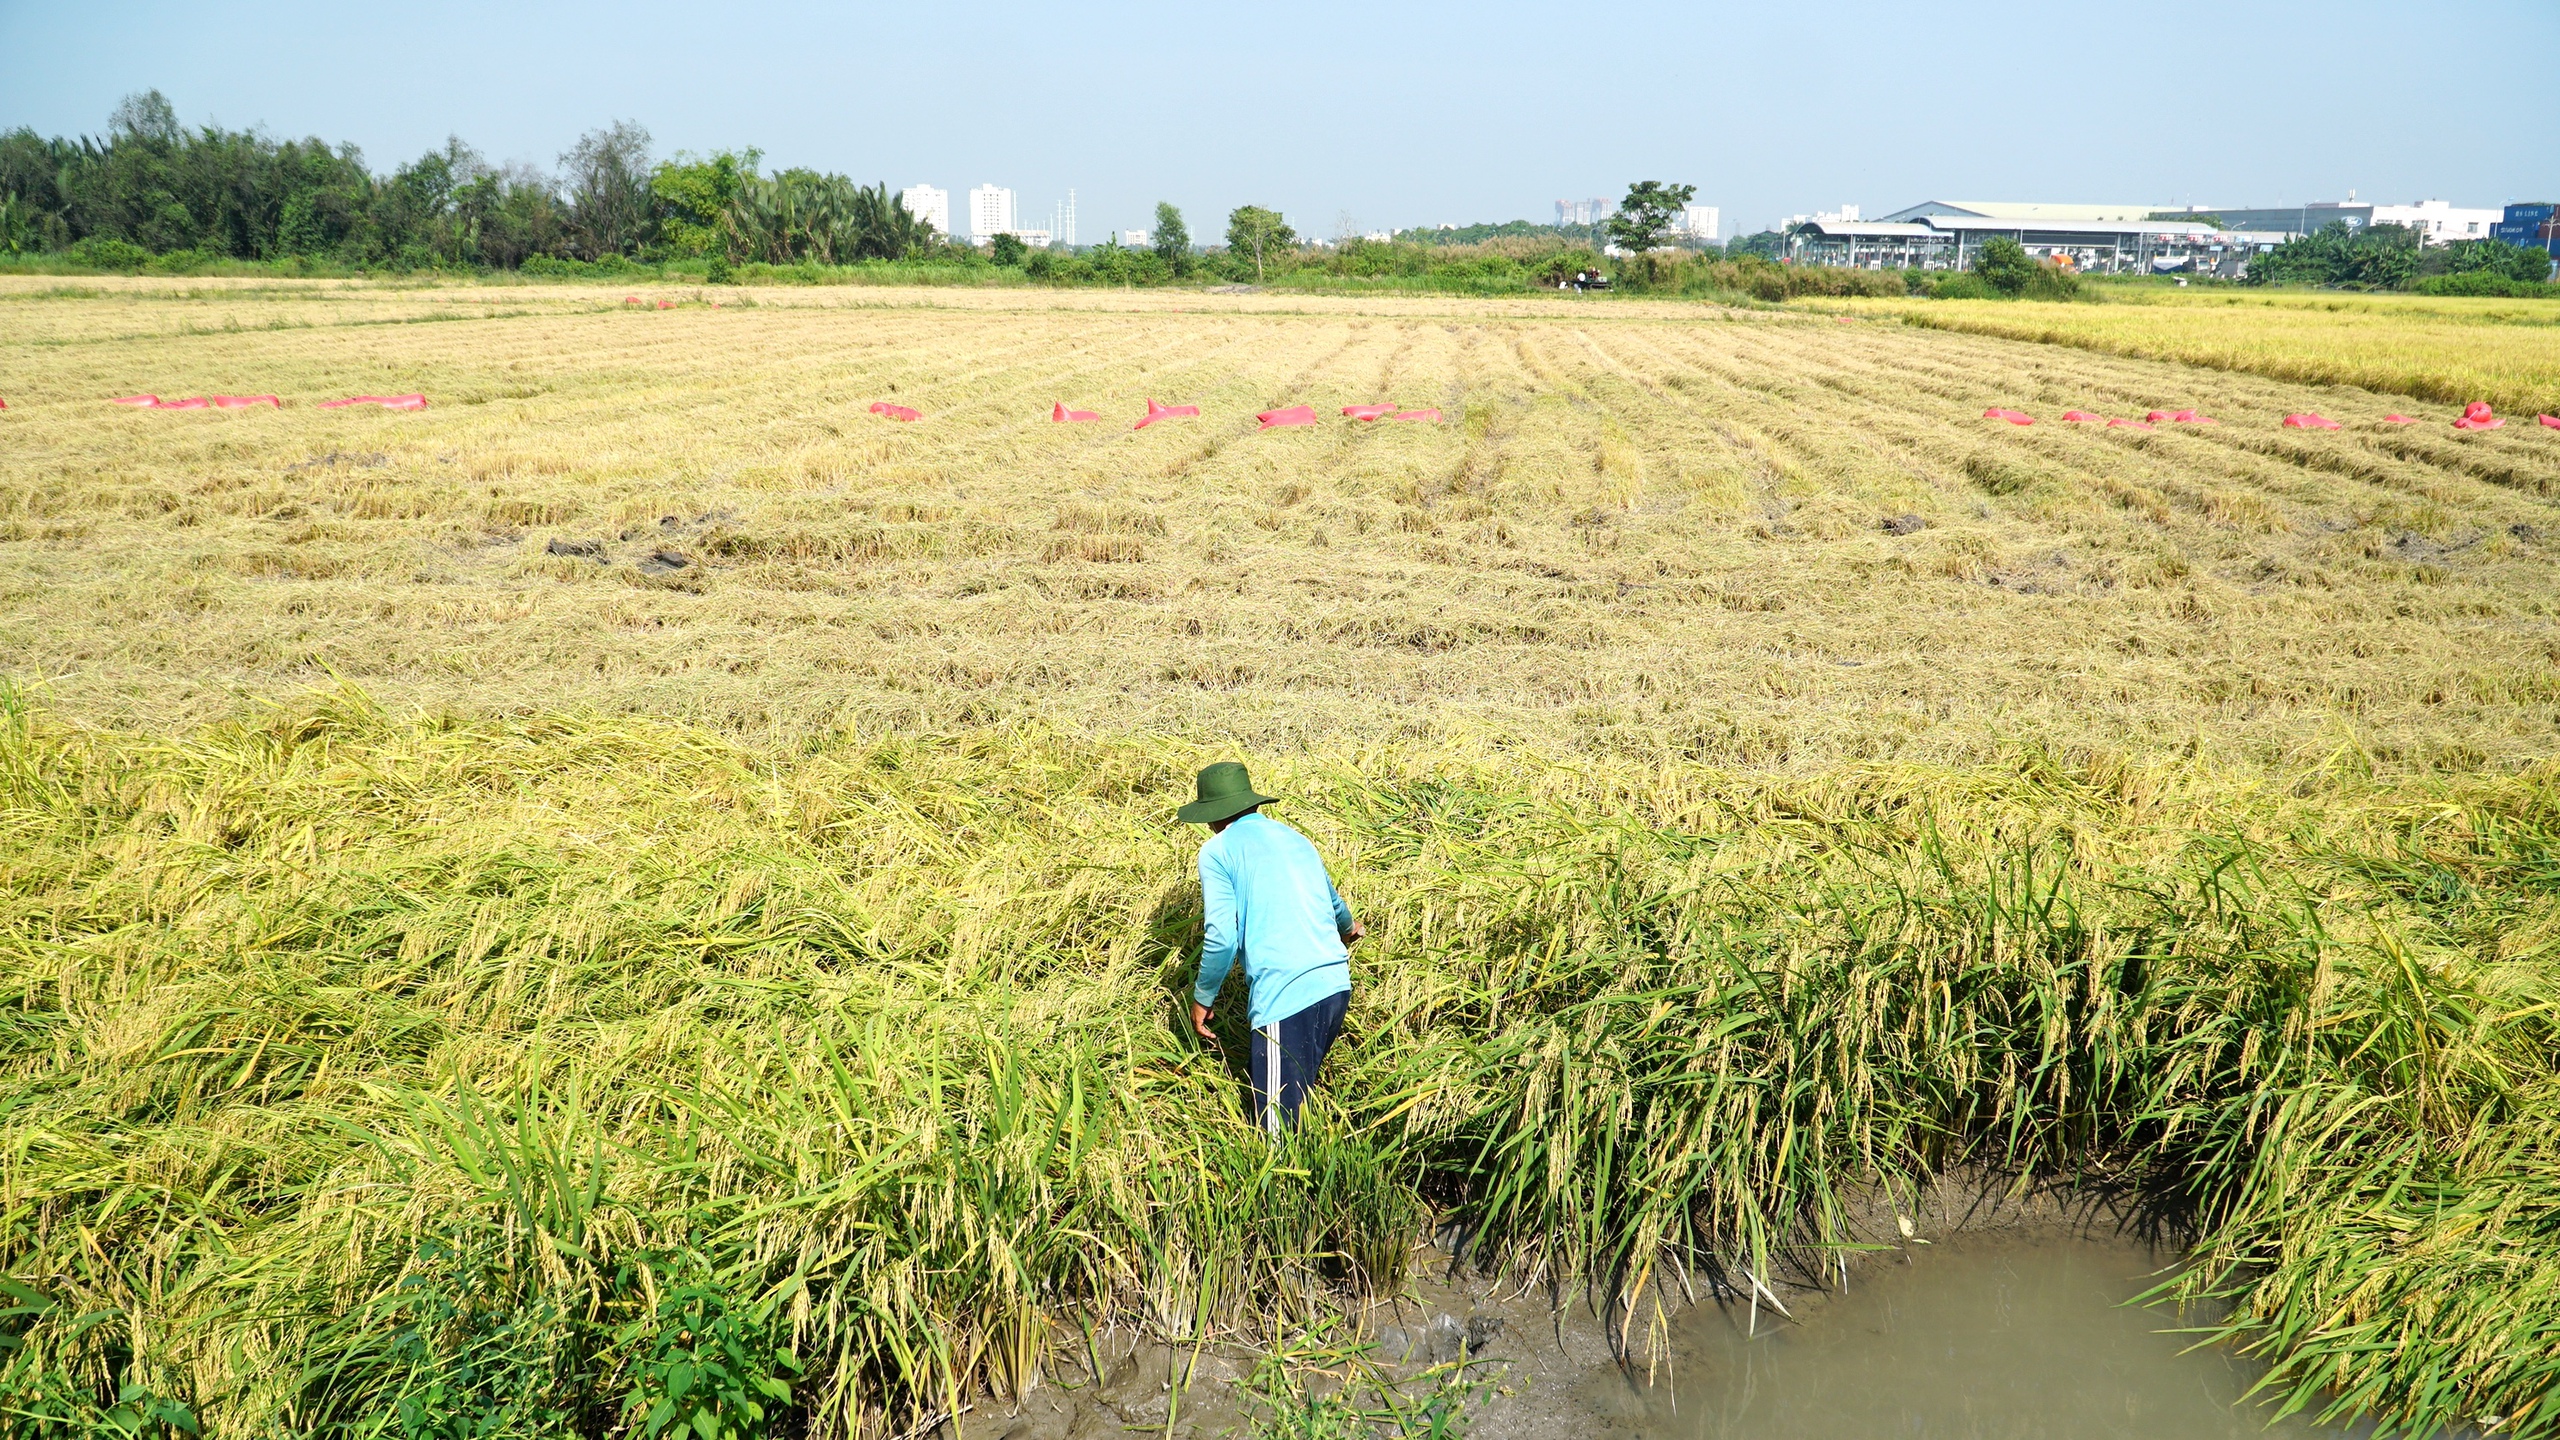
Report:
1193,812,1355,1029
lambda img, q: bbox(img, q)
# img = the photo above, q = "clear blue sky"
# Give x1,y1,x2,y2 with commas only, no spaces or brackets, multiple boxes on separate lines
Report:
4,0,2553,240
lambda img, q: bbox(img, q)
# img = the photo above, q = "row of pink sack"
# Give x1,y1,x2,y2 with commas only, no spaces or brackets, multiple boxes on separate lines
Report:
106,394,427,410
1984,406,2212,429
868,399,1445,429
1986,400,2556,431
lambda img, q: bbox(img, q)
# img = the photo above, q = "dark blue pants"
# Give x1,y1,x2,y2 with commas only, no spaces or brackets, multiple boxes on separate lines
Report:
1251,989,1349,1134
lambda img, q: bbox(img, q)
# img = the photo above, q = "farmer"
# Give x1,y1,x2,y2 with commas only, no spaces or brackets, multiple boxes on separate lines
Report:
1181,761,1365,1133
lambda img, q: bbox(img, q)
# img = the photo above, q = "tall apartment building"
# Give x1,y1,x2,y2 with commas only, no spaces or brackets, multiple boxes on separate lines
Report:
1555,197,1613,227
967,184,1015,241
1677,205,1720,241
900,184,950,237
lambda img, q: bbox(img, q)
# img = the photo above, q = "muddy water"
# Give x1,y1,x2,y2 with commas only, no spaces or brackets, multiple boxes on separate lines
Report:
1616,1230,2365,1439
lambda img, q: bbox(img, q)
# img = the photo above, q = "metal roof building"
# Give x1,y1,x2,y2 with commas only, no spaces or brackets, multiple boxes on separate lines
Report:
1785,212,2289,276
1876,200,2182,224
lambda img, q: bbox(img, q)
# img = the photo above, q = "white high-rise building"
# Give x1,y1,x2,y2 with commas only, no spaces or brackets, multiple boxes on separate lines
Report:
1677,205,1720,241
1121,229,1150,247
900,184,950,237
968,184,1015,241
1556,197,1613,227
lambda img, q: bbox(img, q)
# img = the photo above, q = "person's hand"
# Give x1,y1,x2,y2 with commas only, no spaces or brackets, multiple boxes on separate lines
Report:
1345,919,1367,945
1192,1001,1215,1039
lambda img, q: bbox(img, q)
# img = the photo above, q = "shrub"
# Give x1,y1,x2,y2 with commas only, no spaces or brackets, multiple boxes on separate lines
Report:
146,248,216,275
1687,258,1907,301
704,253,733,285
67,236,151,273
1926,271,1998,300
1972,237,2036,296
2021,262,2089,301
988,233,1026,267
2416,236,2551,286
519,255,587,277
2413,271,2558,298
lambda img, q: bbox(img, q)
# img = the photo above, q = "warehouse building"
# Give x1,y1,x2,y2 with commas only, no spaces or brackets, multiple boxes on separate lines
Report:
2213,197,2503,243
1785,208,2287,277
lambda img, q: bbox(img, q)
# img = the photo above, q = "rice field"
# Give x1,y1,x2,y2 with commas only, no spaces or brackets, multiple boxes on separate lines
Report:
2,276,2556,774
2,277,2558,1439
1841,287,2560,418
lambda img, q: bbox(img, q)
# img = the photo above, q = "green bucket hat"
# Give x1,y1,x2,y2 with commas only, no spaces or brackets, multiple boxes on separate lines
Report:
1178,761,1277,825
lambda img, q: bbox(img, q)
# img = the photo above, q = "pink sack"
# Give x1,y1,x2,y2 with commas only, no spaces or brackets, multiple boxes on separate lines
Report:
1389,409,1442,422
2106,418,2154,430
1052,402,1100,422
2382,414,2417,423
2061,410,2103,422
2454,416,2505,431
161,397,210,409
2169,409,2215,424
211,395,281,409
869,402,921,422
1134,398,1198,430
2463,400,2494,421
1257,405,1318,429
320,394,427,410
0,397,8,409
657,299,675,310
1983,407,2033,424
112,395,162,407
2540,415,2560,430
2282,414,2339,430
625,296,642,304
1342,404,1397,420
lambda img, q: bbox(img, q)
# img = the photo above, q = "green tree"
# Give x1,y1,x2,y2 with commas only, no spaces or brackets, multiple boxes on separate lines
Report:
275,190,323,255
1727,230,1782,261
1972,235,2036,295
989,232,1026,266
1225,204,1292,282
651,149,758,259
2247,220,2422,289
1605,180,1695,284
1152,201,1189,275
2350,225,2421,288
560,121,654,259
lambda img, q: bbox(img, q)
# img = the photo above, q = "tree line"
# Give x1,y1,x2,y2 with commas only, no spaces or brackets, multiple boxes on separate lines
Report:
2246,220,2552,293
0,92,939,272
0,107,1781,303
